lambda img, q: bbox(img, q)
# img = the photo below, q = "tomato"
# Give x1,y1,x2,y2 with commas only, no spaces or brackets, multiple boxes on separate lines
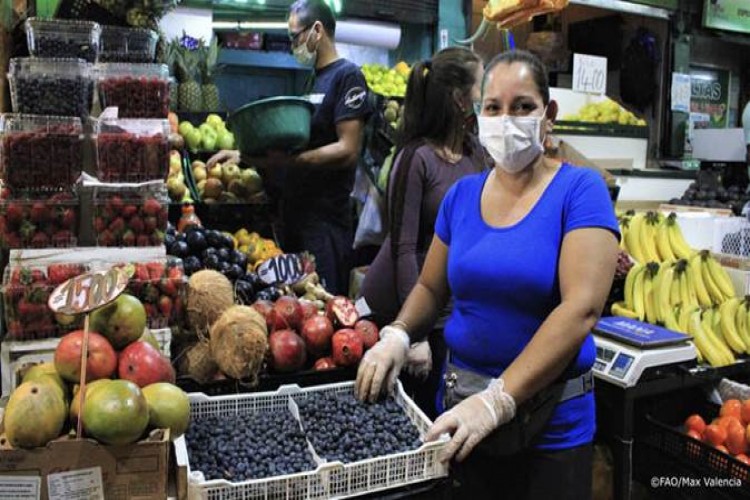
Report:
686,429,702,440
704,424,728,447
685,414,706,435
716,445,730,454
727,424,747,455
686,429,702,459
721,400,743,420
735,453,750,465
741,401,750,426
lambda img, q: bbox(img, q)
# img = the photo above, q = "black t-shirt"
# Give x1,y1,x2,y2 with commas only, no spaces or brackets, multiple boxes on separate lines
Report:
285,59,372,225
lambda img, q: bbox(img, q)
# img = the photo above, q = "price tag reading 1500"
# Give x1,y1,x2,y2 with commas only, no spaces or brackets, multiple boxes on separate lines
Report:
48,267,131,315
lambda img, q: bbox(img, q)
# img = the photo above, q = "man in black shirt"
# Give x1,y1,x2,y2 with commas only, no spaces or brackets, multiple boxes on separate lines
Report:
209,0,372,294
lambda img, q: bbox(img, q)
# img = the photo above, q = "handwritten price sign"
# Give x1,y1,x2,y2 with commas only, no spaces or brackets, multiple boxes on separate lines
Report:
573,53,607,95
257,253,314,285
48,266,131,315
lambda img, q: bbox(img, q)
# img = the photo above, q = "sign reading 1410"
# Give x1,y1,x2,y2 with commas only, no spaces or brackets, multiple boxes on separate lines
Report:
573,53,607,95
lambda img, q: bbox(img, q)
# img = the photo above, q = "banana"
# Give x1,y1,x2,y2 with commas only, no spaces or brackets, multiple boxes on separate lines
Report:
679,304,700,333
705,252,736,299
701,258,726,304
640,213,661,263
666,213,693,259
623,263,644,310
741,300,750,355
656,264,676,325
670,271,681,307
702,309,735,366
676,263,696,309
611,301,639,319
656,219,677,262
643,265,658,324
688,253,712,307
624,213,646,263
689,310,728,367
619,219,629,251
632,266,647,321
663,305,681,332
719,298,746,354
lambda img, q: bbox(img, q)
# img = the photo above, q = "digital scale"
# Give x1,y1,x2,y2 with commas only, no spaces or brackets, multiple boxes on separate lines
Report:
592,317,697,388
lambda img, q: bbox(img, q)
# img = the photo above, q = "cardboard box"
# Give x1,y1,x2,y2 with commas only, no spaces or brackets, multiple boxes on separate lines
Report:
548,138,617,187
0,431,170,499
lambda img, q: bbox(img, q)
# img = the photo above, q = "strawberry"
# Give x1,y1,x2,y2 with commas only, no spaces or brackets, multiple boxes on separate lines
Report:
30,269,47,284
30,232,49,248
136,235,150,247
158,296,173,318
109,217,126,235
48,264,77,285
144,303,157,319
122,230,136,246
107,195,124,213
17,299,34,317
3,232,22,248
134,263,150,282
6,320,23,339
142,198,162,216
144,216,158,234
59,208,76,230
168,266,184,281
159,277,177,297
44,224,59,237
129,216,145,234
5,202,23,227
146,262,165,281
29,202,49,224
122,204,138,218
49,192,73,203
93,217,106,233
143,283,160,303
99,229,116,246
51,230,74,247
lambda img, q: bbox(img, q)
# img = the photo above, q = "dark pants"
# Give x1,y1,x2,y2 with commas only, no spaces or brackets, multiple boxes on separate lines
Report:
451,443,593,500
284,214,353,296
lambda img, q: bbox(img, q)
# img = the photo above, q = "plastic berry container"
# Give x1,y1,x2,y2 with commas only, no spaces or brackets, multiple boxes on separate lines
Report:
99,26,158,63
97,63,170,118
92,183,169,247
2,261,88,340
0,114,84,194
93,118,170,182
0,192,79,249
8,58,94,118
25,18,101,63
117,256,186,328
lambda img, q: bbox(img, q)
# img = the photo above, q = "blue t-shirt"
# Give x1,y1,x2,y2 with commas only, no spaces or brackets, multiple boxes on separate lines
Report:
434,163,619,450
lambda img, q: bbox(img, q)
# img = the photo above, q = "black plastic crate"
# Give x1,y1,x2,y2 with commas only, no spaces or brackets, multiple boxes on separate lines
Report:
635,399,750,499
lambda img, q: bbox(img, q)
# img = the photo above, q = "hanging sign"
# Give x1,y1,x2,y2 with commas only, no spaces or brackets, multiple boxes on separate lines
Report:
572,53,607,95
689,66,730,128
48,266,131,315
703,0,750,35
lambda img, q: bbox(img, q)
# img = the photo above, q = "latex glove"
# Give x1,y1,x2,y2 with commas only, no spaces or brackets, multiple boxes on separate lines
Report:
206,149,240,168
425,377,516,463
405,341,432,379
355,325,410,402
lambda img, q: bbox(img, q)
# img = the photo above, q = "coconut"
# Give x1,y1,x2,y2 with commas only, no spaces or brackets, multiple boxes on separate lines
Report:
186,270,235,336
176,341,218,385
210,305,268,383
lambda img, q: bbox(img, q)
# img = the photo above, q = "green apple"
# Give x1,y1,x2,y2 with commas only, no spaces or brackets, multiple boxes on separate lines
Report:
206,114,224,129
201,132,217,151
217,130,235,150
185,129,202,151
178,121,194,136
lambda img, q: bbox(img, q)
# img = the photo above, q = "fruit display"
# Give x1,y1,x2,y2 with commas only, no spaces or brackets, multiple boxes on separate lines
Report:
619,211,694,265
561,99,646,126
185,410,318,481
99,26,158,63
8,58,94,118
233,228,281,267
189,159,262,203
167,150,193,202
0,192,79,249
178,114,235,153
295,392,422,463
382,99,402,130
25,18,100,63
94,118,169,183
362,62,410,98
97,63,170,119
2,262,86,340
92,186,168,247
0,114,84,194
681,399,750,465
669,181,749,215
209,305,268,381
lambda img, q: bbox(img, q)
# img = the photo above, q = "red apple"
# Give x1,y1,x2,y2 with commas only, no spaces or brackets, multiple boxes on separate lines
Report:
54,330,117,383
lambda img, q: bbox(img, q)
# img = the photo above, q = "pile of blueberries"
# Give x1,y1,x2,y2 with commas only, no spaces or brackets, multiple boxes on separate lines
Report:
13,75,93,118
295,392,422,464
185,411,317,482
34,39,97,62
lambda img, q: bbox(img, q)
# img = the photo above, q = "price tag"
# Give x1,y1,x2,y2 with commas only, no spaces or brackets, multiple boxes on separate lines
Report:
671,72,691,113
257,253,314,285
0,476,41,500
48,266,131,315
47,467,103,500
573,53,607,95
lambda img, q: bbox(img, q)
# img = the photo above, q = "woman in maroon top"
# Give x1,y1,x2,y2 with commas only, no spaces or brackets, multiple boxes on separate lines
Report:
359,47,487,417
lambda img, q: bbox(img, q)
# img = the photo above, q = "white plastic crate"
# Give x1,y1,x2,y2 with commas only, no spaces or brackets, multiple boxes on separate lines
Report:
1,338,59,397
712,217,750,258
175,381,448,500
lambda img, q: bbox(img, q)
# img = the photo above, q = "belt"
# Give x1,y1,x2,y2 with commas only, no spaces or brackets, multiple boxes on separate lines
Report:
559,371,595,402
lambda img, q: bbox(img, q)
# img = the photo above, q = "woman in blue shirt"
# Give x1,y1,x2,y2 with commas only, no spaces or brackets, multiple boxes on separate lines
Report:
355,50,619,499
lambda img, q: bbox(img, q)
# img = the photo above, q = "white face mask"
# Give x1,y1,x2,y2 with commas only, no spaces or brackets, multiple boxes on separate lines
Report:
293,29,317,67
478,111,546,173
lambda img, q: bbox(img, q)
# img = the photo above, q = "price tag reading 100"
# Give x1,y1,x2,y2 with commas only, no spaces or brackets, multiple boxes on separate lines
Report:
48,266,131,315
573,53,607,95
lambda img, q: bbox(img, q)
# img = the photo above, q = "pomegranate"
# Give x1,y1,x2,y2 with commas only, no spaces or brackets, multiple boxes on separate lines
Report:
273,296,304,330
332,329,364,367
269,329,307,372
54,330,118,383
252,300,274,330
354,319,379,350
299,300,318,321
326,296,359,328
118,341,176,387
301,315,334,357
314,357,337,371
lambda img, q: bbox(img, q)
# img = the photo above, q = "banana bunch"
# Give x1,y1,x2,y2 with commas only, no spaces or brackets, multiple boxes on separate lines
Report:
619,211,693,263
611,251,740,367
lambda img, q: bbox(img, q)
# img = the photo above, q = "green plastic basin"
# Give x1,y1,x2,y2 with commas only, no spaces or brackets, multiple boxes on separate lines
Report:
228,96,315,157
